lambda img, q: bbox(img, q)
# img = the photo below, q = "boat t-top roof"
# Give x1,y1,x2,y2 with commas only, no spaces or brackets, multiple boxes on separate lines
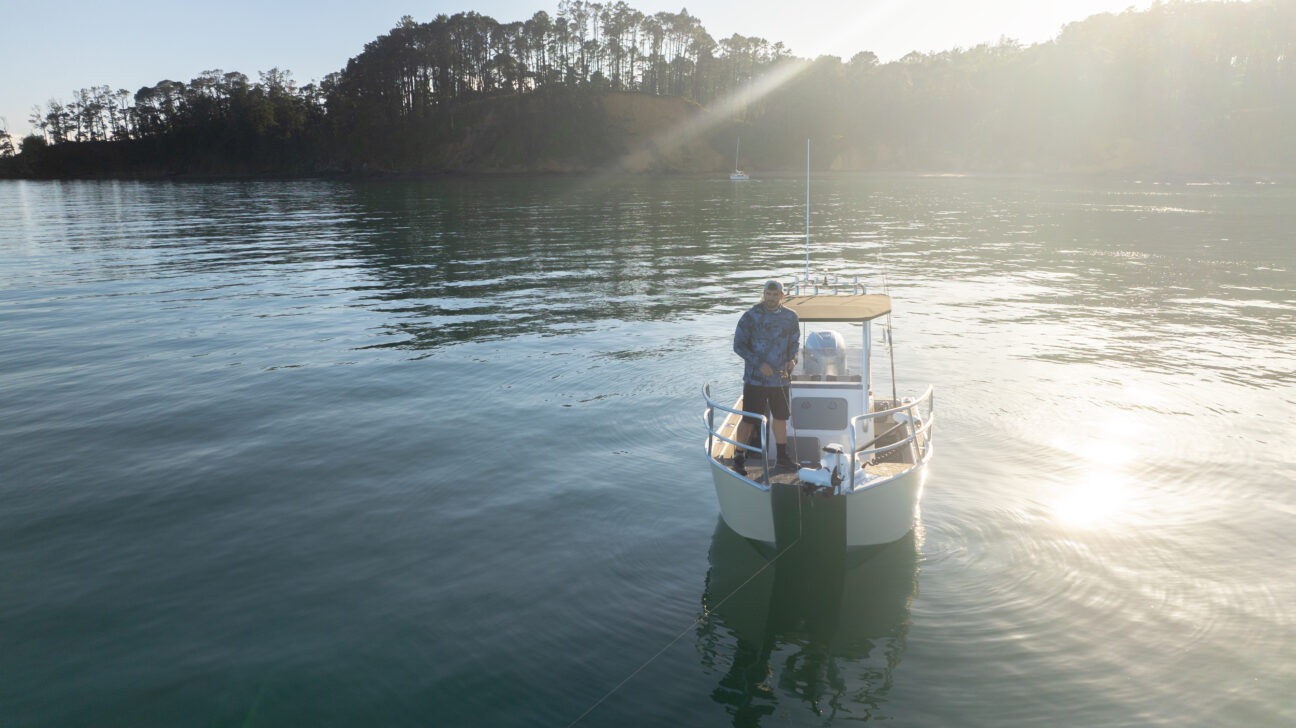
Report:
784,294,891,322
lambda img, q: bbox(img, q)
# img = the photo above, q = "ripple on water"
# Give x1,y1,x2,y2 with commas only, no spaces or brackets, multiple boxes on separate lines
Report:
2,177,1294,726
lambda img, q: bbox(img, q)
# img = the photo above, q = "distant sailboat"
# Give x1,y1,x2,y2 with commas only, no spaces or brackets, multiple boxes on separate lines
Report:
730,137,750,181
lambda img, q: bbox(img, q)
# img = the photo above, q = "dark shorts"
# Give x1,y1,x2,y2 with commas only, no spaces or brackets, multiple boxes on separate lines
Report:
742,383,791,426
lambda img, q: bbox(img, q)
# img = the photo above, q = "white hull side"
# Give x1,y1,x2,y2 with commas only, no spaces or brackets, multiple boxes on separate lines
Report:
845,458,929,547
709,459,775,544
708,456,928,548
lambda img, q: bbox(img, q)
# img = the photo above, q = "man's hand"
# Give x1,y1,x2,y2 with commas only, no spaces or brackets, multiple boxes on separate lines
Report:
759,363,775,377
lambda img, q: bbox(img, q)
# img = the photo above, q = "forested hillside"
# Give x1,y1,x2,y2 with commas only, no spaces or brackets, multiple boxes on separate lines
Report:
2,0,1293,178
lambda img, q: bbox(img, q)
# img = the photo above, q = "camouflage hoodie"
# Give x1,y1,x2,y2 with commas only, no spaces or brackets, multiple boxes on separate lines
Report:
733,302,800,386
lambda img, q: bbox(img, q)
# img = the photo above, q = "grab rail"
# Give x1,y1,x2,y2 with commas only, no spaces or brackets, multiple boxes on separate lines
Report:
702,383,772,488
786,272,866,297
847,385,935,492
703,383,934,493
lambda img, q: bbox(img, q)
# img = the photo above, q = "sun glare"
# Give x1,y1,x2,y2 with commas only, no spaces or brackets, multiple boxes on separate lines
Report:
1054,470,1129,528
1051,401,1152,467
610,58,812,178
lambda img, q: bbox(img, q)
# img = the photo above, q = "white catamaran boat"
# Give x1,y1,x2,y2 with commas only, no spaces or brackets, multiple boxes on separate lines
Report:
730,137,750,181
703,141,933,550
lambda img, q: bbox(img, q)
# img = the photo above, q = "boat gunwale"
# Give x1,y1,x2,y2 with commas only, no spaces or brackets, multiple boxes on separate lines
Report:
705,435,931,495
703,385,934,495
704,446,772,491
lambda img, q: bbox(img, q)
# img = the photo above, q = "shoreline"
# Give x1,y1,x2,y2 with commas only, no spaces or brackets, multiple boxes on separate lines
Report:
2,168,1290,184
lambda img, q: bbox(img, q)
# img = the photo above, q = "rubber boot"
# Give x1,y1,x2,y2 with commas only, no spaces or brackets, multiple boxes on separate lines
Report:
776,443,797,470
734,427,764,476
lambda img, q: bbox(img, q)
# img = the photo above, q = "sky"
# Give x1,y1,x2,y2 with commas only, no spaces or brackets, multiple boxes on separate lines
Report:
0,0,1157,140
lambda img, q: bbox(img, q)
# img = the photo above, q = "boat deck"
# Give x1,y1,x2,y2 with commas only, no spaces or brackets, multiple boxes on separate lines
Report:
711,396,920,486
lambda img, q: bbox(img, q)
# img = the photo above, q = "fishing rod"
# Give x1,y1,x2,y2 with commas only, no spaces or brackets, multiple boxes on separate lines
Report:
883,271,898,406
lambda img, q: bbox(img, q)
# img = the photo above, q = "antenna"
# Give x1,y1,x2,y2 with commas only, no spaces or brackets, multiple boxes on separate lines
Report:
804,138,810,279
883,272,898,406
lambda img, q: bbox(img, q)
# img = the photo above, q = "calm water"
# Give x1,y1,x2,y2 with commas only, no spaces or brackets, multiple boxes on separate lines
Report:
1,175,1293,727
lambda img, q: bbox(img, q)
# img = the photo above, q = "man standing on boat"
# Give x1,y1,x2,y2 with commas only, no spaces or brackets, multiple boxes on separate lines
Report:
733,280,800,475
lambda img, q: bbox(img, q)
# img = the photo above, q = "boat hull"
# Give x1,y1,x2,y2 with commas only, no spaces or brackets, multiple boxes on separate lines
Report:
709,458,775,543
708,452,929,549
845,457,928,547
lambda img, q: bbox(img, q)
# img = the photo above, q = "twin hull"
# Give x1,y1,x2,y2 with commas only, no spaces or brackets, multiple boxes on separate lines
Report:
708,455,929,549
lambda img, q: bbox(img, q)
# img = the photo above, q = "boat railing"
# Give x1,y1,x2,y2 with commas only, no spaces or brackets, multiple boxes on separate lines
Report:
704,383,934,493
847,385,935,492
702,383,773,488
786,273,866,296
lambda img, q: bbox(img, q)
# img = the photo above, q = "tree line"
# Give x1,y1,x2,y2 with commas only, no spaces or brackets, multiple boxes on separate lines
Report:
15,1,786,157
22,68,322,149
4,0,1295,176
327,3,789,114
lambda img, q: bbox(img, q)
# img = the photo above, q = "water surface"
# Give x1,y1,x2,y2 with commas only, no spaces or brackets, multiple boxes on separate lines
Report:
2,175,1293,726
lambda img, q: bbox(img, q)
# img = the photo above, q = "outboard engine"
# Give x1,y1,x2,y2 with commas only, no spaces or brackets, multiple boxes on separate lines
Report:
803,330,847,380
797,444,848,490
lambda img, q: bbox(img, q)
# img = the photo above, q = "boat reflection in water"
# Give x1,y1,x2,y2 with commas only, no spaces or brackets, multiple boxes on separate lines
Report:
698,513,920,725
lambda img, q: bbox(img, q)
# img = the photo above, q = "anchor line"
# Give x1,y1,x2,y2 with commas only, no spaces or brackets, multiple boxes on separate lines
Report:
575,144,814,723
567,495,804,726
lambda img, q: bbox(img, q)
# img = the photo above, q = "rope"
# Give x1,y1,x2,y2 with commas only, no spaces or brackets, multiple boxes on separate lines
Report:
568,490,805,726
782,379,800,466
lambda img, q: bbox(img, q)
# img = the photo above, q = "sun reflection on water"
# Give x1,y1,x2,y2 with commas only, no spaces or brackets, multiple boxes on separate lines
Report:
1054,470,1130,528
1044,391,1164,529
